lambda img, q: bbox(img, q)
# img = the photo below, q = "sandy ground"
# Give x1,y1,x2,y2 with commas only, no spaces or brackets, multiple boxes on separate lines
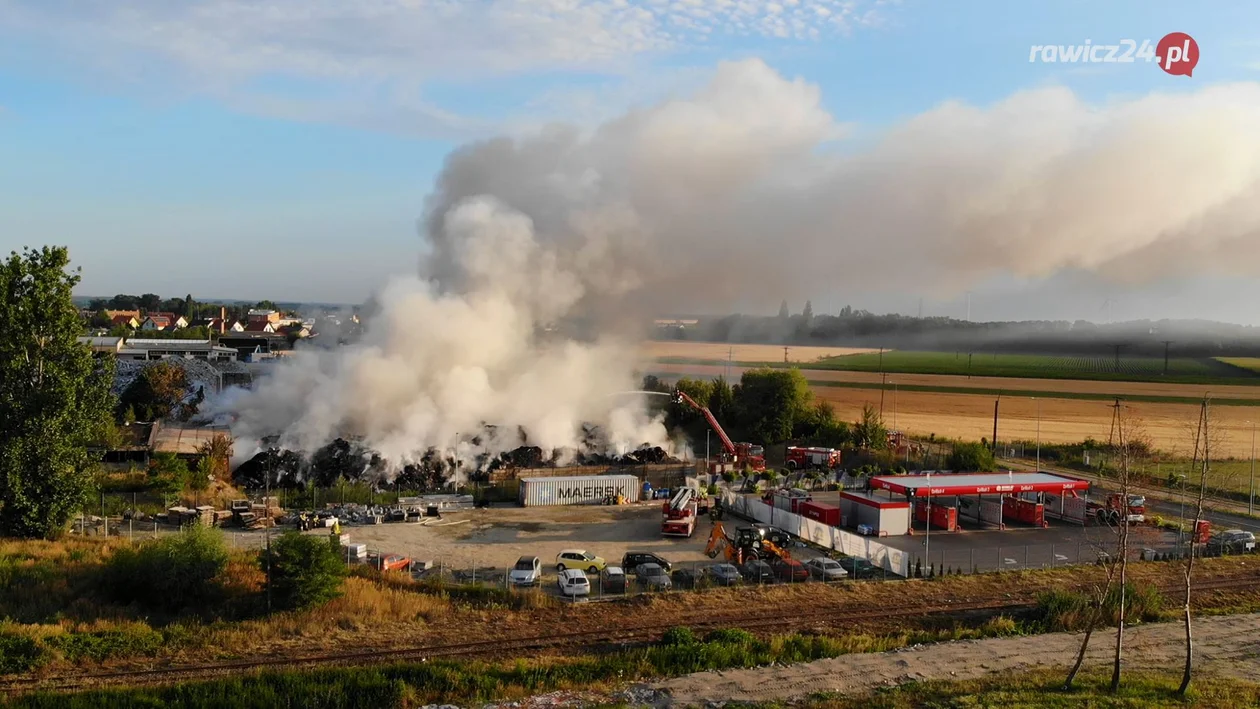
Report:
643,342,879,364
654,614,1260,705
332,503,741,572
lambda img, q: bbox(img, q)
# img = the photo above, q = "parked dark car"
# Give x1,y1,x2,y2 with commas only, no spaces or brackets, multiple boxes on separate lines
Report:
670,567,698,590
740,559,774,584
705,563,742,586
752,525,793,548
623,551,673,573
771,558,809,582
837,557,880,579
635,563,673,590
1207,530,1256,555
599,566,627,593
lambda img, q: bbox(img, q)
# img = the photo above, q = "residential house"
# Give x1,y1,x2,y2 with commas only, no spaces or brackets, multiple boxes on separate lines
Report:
247,309,281,324
191,317,245,335
243,321,276,334
280,324,311,339
110,314,140,329
140,312,188,331
105,309,141,320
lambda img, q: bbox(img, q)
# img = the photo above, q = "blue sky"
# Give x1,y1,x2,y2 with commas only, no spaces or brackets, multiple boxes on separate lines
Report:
1,1,1258,321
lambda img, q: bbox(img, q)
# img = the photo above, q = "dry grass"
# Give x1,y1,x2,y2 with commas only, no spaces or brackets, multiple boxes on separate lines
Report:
642,341,879,364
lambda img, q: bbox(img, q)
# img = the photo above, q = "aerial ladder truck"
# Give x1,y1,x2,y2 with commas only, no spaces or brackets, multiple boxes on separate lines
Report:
661,487,699,537
672,390,766,474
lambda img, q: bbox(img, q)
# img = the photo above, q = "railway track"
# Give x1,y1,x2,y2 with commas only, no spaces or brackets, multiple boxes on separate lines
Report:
3,574,1257,696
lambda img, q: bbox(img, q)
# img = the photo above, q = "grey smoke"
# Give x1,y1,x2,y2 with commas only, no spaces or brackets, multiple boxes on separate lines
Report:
222,59,1260,465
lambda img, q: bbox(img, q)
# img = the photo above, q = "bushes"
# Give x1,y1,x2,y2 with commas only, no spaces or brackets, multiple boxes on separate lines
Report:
102,524,229,612
0,633,50,674
947,442,996,472
261,533,347,611
1035,582,1164,632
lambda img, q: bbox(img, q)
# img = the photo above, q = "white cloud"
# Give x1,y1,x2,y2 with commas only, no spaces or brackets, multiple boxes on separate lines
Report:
0,0,885,84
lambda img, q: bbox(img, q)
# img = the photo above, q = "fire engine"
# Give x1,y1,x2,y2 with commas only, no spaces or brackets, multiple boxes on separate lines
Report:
661,487,699,537
672,390,766,473
1088,493,1146,525
785,446,841,470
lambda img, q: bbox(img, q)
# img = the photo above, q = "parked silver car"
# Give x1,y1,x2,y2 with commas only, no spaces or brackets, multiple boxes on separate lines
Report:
509,555,542,587
803,557,849,581
635,563,673,590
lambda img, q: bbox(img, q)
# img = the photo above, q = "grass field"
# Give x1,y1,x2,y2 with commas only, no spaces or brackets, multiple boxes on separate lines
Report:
1217,357,1260,374
643,341,879,363
808,350,1258,384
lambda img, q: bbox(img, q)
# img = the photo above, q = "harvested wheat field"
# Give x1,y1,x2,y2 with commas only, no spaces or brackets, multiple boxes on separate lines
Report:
814,386,1258,458
643,341,879,364
649,362,1260,402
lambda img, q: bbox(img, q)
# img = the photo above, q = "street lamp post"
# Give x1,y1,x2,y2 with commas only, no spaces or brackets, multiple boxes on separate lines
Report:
924,472,931,574
265,447,276,613
1178,473,1187,549
892,381,898,431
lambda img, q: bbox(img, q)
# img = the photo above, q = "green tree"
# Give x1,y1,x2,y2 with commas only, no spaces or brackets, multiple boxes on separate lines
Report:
734,368,812,444
119,361,188,420
184,293,196,319
641,375,666,393
708,376,737,430
947,441,996,471
255,300,278,311
138,293,162,313
778,300,789,319
89,308,113,329
0,246,115,538
104,524,229,611
851,402,888,449
802,300,814,322
262,532,348,611
797,400,850,446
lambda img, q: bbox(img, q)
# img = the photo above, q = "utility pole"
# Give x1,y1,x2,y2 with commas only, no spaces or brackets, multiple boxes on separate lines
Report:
892,380,898,431
1163,340,1174,376
1113,344,1122,372
991,394,1000,452
265,447,275,613
880,372,887,422
965,291,971,321
1034,397,1041,472
784,346,789,364
1251,420,1256,516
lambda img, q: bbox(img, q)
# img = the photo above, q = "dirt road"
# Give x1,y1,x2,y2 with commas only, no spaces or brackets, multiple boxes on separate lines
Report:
653,614,1260,705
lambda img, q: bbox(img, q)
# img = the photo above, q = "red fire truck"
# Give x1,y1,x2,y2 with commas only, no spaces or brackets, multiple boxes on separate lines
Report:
785,446,841,470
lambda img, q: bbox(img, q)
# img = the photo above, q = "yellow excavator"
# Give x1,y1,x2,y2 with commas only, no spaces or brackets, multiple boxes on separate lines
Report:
705,522,792,565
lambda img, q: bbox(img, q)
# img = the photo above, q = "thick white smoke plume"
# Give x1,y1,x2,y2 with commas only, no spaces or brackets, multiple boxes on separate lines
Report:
224,58,1260,467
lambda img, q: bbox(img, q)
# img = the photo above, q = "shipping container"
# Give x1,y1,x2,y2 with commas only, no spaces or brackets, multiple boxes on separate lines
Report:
518,475,642,507
800,501,841,526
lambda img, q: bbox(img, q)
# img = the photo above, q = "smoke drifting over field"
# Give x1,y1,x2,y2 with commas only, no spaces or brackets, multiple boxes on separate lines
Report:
223,59,1260,470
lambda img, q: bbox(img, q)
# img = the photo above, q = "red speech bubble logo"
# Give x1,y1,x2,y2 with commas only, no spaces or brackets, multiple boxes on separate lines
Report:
1156,32,1198,76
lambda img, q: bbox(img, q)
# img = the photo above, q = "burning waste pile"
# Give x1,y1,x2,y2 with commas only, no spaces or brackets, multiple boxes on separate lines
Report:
230,433,681,492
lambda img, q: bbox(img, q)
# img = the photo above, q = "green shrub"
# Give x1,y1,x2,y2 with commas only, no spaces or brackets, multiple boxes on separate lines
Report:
44,628,164,663
102,524,229,612
660,627,698,646
704,628,756,645
261,532,347,611
0,633,50,674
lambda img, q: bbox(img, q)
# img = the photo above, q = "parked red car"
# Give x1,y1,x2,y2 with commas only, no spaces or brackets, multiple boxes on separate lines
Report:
369,553,412,572
771,558,809,582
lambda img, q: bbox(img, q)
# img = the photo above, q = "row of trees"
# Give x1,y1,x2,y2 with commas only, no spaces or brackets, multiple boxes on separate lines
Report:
86,294,286,322
642,369,883,451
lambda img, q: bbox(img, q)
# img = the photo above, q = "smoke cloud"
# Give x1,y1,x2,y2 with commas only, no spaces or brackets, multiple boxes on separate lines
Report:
222,59,1260,467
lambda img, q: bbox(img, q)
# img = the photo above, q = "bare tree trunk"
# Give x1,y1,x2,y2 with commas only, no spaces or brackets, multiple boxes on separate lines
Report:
1178,397,1211,696
1110,402,1130,693
1064,559,1119,689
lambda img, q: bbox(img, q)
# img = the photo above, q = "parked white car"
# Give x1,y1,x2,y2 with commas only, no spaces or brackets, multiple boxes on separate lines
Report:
557,569,590,598
509,555,542,587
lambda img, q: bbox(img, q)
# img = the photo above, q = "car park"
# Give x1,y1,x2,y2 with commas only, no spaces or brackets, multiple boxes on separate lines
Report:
706,563,742,586
557,569,590,597
740,559,774,583
556,549,606,573
803,557,848,581
622,551,673,573
599,566,627,593
508,556,542,587
771,557,809,582
635,563,673,590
